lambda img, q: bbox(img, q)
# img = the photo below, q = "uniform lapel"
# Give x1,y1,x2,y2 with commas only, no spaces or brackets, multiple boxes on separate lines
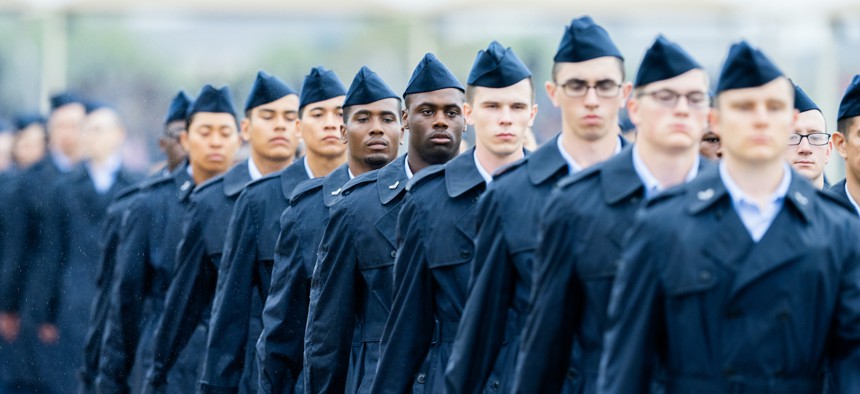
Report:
223,160,252,197
446,150,485,240
322,165,351,207
527,135,569,185
376,156,408,248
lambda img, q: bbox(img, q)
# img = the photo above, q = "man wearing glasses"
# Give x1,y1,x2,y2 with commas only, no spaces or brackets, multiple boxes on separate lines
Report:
445,15,628,393
785,84,831,189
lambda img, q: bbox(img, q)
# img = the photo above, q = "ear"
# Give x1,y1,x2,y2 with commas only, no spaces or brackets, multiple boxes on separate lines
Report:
339,124,348,143
528,104,539,128
401,108,409,130
545,81,559,108
179,131,190,152
832,132,848,160
824,140,833,163
240,118,251,142
627,96,641,127
619,82,633,108
293,119,302,140
463,102,474,126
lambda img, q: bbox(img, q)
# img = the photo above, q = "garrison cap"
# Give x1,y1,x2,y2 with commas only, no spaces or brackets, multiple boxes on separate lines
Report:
244,70,298,113
165,91,192,125
716,40,784,94
634,35,702,88
300,66,347,111
467,41,532,88
554,16,623,63
837,75,860,121
343,66,399,108
187,85,237,120
404,53,464,97
793,83,820,113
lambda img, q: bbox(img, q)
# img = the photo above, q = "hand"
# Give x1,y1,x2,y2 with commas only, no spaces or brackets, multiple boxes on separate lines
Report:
38,323,59,344
0,313,21,341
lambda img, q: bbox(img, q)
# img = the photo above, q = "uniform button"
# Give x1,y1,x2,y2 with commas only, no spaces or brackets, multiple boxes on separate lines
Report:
460,249,471,258
390,250,397,258
726,309,742,319
723,367,735,377
490,380,500,391
415,373,426,384
566,369,577,380
699,270,712,282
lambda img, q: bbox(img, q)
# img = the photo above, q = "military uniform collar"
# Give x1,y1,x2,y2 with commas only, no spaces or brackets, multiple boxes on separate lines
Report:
223,160,253,197
527,134,569,185
323,164,351,207
600,146,643,205
377,154,409,204
281,159,312,199
173,161,195,201
446,147,486,198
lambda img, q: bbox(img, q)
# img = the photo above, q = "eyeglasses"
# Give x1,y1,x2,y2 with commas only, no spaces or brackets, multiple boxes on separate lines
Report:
557,80,622,98
788,132,830,146
637,89,710,109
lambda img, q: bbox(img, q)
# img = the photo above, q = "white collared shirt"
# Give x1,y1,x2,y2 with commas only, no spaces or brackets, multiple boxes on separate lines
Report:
631,146,699,200
720,162,791,242
557,134,623,175
87,154,123,194
404,155,414,180
845,182,860,216
302,156,315,179
248,158,263,181
51,150,75,173
473,150,493,184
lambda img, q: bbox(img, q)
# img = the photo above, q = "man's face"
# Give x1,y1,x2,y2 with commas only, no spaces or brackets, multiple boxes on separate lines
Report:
403,88,466,165
465,79,536,158
181,112,241,175
14,124,47,169
834,117,860,182
160,120,188,168
711,78,797,165
342,98,402,169
785,109,830,183
700,128,722,160
546,57,629,142
82,109,125,162
628,69,710,154
243,94,300,163
48,103,86,160
301,96,347,159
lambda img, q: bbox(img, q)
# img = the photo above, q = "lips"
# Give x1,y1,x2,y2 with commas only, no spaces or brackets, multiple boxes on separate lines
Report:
206,154,225,162
270,137,290,145
429,132,453,144
366,139,388,151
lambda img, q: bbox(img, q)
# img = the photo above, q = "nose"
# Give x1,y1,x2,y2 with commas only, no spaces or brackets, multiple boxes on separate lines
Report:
499,106,513,126
369,116,384,135
324,111,339,130
583,86,600,107
673,95,691,115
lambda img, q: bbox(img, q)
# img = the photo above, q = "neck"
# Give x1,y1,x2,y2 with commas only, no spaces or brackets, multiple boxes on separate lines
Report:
724,156,786,205
812,174,825,190
560,130,619,170
475,144,523,175
307,151,347,178
190,163,217,185
847,169,860,203
636,143,697,189
251,151,293,176
89,154,116,172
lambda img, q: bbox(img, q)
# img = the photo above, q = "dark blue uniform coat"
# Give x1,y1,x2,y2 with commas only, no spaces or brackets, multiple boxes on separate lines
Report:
143,161,254,393
96,164,194,394
304,155,410,394
599,167,860,394
446,136,629,393
256,164,351,394
513,148,708,393
200,160,309,393
371,149,497,394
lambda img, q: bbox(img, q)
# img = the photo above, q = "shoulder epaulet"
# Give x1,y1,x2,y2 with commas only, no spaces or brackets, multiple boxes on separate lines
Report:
192,172,226,196
140,173,174,191
290,177,325,205
492,156,527,180
244,171,279,190
406,164,445,192
817,187,856,213
556,164,600,190
340,168,379,194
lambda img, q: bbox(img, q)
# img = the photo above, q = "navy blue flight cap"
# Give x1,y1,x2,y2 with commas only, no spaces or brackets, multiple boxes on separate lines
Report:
49,91,84,111
85,100,112,114
244,70,298,113
165,91,192,125
404,53,464,97
716,40,784,94
554,16,623,63
13,113,45,132
793,83,820,113
187,85,237,120
634,35,702,88
837,75,860,121
467,41,532,88
300,66,347,111
343,66,400,108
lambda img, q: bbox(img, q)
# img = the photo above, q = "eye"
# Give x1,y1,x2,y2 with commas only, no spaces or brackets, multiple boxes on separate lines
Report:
687,92,707,105
652,90,678,103
703,137,720,144
421,109,433,117
446,110,460,117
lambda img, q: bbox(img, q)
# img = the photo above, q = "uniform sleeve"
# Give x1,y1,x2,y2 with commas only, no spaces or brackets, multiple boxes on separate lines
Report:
831,219,860,392
0,177,30,313
97,197,152,393
597,214,665,394
512,196,585,393
201,192,260,393
304,203,358,394
371,198,434,394
445,190,515,394
144,199,217,390
257,205,309,394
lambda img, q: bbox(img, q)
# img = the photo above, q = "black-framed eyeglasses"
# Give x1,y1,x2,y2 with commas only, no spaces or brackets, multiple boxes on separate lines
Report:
556,80,622,98
788,132,830,146
636,89,710,109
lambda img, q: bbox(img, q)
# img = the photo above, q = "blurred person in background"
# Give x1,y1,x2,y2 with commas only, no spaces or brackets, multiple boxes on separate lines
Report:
0,120,13,173
831,74,860,215
785,84,830,189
